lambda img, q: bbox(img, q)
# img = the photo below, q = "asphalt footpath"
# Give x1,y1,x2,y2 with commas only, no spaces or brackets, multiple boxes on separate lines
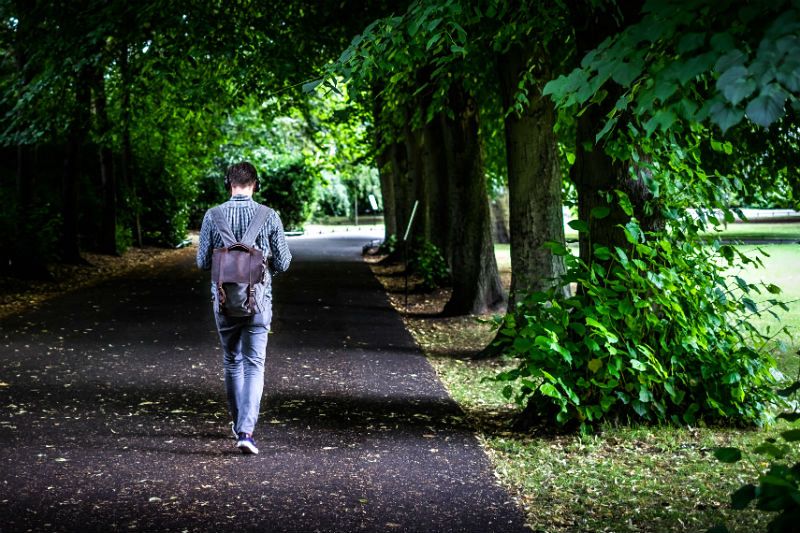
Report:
0,232,528,532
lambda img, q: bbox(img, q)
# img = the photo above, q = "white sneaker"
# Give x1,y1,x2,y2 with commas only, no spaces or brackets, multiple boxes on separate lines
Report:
236,433,259,455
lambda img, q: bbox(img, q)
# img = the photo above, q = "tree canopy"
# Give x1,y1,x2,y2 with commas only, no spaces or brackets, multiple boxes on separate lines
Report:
2,0,798,431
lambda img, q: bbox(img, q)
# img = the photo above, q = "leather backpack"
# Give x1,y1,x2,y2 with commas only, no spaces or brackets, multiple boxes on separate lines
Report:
210,205,269,316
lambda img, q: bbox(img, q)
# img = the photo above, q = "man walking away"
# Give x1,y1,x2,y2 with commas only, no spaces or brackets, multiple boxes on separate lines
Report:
196,162,291,454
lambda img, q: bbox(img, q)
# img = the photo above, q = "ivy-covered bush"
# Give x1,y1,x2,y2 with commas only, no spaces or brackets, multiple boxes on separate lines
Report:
408,239,450,291
494,197,787,431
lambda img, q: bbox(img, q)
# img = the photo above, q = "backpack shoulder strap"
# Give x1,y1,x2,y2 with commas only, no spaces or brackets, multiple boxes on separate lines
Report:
241,205,270,247
210,206,236,247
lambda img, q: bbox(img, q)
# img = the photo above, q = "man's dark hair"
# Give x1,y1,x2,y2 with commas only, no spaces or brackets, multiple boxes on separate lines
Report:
225,162,258,189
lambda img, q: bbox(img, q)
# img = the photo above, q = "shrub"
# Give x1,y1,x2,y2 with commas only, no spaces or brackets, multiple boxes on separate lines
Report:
316,172,351,218
494,197,787,431
258,159,318,231
378,234,398,255
408,239,450,291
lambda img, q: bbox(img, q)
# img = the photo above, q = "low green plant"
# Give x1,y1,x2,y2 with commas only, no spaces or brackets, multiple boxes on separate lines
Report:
711,377,800,533
376,234,397,255
493,194,789,431
115,223,133,255
408,239,450,291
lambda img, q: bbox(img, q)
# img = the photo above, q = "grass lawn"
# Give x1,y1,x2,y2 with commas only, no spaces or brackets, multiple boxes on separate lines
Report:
704,222,800,241
434,353,791,532
391,236,800,532
735,244,800,377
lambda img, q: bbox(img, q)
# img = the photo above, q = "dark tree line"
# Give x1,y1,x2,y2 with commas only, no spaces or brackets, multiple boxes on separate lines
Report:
0,0,401,278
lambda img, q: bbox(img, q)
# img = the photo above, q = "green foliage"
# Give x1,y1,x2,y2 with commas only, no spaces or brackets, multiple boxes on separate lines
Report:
493,200,788,431
543,0,800,137
115,223,133,256
408,239,450,291
133,151,197,247
378,234,398,255
258,158,318,232
316,172,352,217
710,381,800,533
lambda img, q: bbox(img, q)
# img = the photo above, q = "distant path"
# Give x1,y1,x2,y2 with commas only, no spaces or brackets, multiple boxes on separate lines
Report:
0,233,527,532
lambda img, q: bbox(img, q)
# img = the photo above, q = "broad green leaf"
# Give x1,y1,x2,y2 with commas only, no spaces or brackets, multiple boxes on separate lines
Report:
588,358,603,373
776,57,800,91
723,372,741,384
653,78,679,103
638,387,653,403
713,447,742,463
644,109,677,135
568,220,590,232
595,116,618,141
611,58,644,86
594,246,611,261
623,221,642,244
427,17,443,32
719,71,757,105
502,384,513,399
615,190,634,216
745,85,787,127
711,32,735,52
600,395,615,412
591,206,611,220
615,247,629,266
539,383,562,399
585,317,607,331
677,32,706,54
766,283,782,294
709,100,744,132
302,79,323,93
631,399,648,417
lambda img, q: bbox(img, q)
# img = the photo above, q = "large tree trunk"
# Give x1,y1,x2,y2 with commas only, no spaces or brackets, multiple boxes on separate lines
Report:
372,85,397,241
389,139,411,240
376,144,397,240
498,43,568,307
568,0,655,264
9,0,50,278
61,70,91,264
419,111,450,259
440,80,505,316
92,68,117,255
403,118,427,243
119,42,142,248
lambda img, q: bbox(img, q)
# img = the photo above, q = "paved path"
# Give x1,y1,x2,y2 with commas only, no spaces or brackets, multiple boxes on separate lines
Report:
0,234,528,532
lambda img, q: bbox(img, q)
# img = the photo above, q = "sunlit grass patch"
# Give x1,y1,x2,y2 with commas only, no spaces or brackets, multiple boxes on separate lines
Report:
704,222,800,241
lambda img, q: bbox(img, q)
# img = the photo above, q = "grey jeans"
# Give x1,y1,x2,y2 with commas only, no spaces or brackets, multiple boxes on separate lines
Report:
214,305,272,435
